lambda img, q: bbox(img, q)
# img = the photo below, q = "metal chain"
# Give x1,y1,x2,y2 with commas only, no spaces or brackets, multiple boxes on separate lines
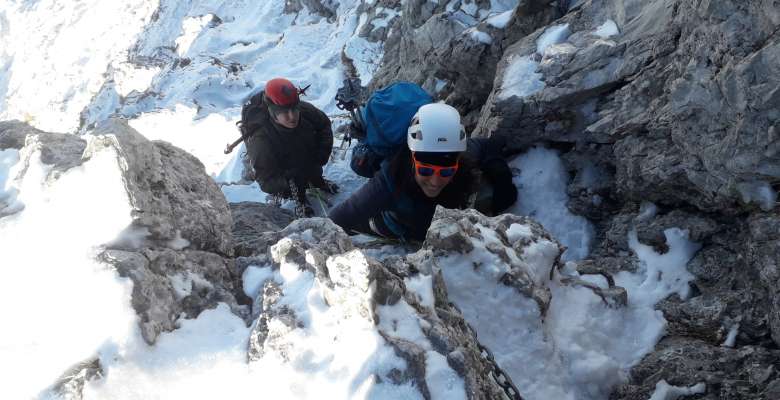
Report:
465,321,524,400
433,257,524,400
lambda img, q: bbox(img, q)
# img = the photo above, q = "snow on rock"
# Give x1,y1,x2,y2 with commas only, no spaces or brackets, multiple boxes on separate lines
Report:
648,380,706,400
238,217,505,399
737,180,777,211
0,0,157,133
486,10,514,29
86,118,233,255
422,207,704,400
536,24,571,55
0,124,137,399
508,146,595,261
498,23,572,101
468,29,493,45
623,228,702,305
594,19,619,38
81,118,249,345
499,55,545,100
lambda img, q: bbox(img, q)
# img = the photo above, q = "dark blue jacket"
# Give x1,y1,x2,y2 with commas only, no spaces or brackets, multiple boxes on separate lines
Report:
329,137,507,241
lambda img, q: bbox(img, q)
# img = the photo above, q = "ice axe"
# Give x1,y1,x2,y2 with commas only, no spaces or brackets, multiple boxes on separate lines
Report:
224,136,244,154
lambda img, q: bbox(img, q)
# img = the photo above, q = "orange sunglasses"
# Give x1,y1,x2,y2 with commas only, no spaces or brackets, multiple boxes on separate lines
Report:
412,153,459,177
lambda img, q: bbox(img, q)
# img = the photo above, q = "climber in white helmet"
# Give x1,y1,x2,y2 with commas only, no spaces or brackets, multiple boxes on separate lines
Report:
329,103,516,242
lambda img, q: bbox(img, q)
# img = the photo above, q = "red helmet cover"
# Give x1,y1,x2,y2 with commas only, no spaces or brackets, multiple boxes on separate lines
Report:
265,78,299,107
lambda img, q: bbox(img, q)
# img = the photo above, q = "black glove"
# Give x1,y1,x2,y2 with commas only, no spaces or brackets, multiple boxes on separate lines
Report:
309,176,339,194
349,122,366,141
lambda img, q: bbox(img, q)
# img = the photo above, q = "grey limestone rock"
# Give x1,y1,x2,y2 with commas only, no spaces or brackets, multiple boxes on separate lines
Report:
367,0,562,129
85,118,233,256
476,0,780,214
1,121,87,184
100,247,250,345
230,201,296,257
241,213,511,398
0,120,47,150
610,337,780,400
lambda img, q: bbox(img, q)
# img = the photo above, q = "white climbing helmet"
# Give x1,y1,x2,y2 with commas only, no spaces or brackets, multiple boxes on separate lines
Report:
407,103,467,152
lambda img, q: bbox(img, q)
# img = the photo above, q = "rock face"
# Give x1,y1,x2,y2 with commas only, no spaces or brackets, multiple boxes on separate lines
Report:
365,0,562,128
86,119,234,256
1,119,251,398
234,215,520,399
2,119,247,345
476,0,779,215
0,120,87,181
609,337,780,400
365,0,779,397
82,119,247,345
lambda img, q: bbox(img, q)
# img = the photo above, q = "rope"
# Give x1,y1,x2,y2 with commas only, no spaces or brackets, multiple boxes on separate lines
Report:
307,185,330,216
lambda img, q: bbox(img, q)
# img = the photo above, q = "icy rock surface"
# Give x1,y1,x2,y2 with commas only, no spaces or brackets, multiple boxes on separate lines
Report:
236,217,508,399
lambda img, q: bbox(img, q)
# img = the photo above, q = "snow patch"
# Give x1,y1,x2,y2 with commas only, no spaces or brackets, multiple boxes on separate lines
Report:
221,182,268,203
242,265,277,299
594,20,619,38
537,24,570,55
486,10,514,28
434,78,448,93
722,323,739,348
649,380,706,400
506,223,533,243
623,228,701,306
128,104,238,178
508,147,594,261
737,180,777,211
469,29,493,44
0,145,136,399
368,8,398,31
0,148,20,211
176,15,213,56
637,201,659,221
499,55,544,100
167,230,191,250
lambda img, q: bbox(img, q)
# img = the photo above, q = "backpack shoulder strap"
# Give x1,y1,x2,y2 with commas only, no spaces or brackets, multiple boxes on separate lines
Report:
237,91,269,138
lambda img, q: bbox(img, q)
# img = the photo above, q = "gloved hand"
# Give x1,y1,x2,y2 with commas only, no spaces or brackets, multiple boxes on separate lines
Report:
321,179,339,194
309,176,339,194
349,122,366,141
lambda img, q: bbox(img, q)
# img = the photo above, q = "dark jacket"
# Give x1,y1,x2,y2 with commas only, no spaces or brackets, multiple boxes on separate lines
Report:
244,93,333,195
329,147,477,242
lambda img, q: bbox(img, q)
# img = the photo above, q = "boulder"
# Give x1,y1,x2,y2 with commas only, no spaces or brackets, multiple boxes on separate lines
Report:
85,118,233,255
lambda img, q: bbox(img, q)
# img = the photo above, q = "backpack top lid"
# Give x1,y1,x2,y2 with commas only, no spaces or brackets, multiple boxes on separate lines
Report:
362,82,433,156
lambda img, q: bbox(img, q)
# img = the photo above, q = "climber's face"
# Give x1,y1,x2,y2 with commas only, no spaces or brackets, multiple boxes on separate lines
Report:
272,107,300,129
412,153,458,198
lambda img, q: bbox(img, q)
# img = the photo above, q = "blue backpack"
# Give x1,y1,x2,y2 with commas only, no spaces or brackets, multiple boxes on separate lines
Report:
350,82,433,177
